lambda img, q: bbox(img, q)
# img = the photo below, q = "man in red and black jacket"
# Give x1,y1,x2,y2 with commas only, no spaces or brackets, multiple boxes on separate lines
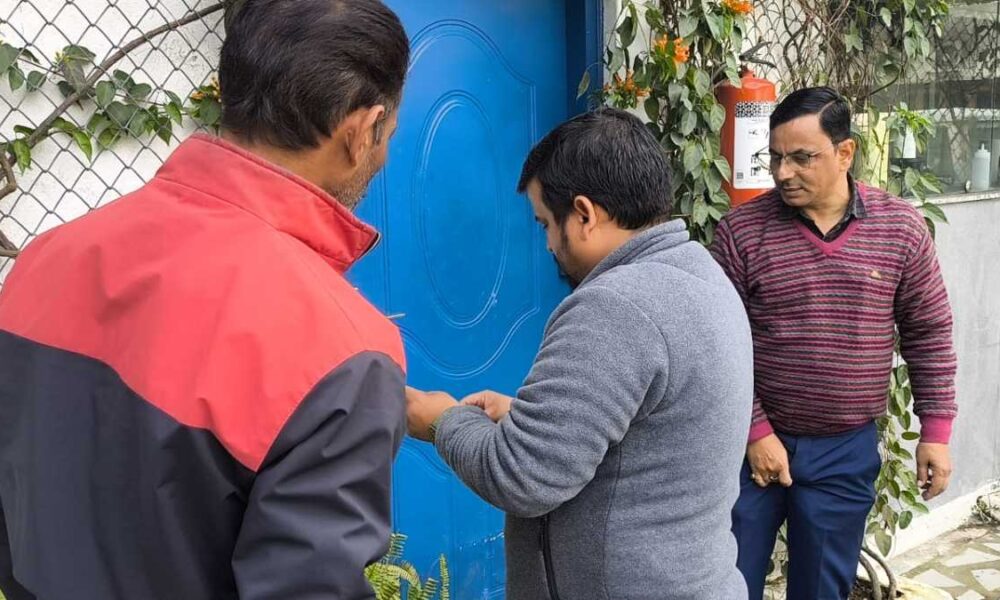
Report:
0,1,409,598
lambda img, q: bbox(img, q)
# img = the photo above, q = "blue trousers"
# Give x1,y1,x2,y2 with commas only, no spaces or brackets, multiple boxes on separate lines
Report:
732,422,881,600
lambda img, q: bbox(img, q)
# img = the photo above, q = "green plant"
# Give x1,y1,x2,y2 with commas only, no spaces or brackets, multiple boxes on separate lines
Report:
587,0,751,245
0,3,227,257
365,533,450,600
869,356,930,557
0,39,219,174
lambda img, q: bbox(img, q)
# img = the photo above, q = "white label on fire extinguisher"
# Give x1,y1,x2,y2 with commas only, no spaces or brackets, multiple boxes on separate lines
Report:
732,101,775,189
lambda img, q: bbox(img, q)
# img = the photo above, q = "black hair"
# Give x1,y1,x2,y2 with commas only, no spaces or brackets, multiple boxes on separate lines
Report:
769,86,851,142
517,108,672,229
219,0,409,150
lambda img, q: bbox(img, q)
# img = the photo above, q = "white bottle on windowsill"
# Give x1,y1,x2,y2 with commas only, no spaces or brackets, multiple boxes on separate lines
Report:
971,142,991,192
902,128,917,160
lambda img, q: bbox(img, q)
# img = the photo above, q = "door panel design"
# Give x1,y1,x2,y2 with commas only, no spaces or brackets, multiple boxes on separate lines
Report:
350,2,571,597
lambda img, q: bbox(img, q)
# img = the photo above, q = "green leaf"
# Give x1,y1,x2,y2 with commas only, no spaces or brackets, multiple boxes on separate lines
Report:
127,111,149,137
694,70,711,98
57,80,76,99
87,113,111,134
901,431,920,441
645,7,664,29
8,65,25,91
13,125,34,137
95,81,115,108
921,202,948,223
0,44,19,73
903,36,916,57
692,198,709,224
97,125,121,149
166,102,183,125
165,90,183,106
714,156,732,182
62,44,96,64
107,102,138,127
709,104,726,133
156,118,173,145
705,13,724,41
51,117,78,135
26,70,45,91
576,70,591,100
617,15,636,49
705,167,723,193
73,130,93,161
904,168,920,191
921,175,943,194
874,528,892,556
684,143,704,173
12,139,31,173
113,70,135,90
845,30,862,53
668,82,687,104
199,99,222,126
644,97,661,123
669,132,686,147
679,16,698,39
899,510,913,529
680,110,697,136
880,7,893,27
128,82,153,102
608,47,625,76
903,0,915,12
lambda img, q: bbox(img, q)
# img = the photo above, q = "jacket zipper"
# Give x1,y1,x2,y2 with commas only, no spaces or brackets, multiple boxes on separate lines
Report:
540,515,562,600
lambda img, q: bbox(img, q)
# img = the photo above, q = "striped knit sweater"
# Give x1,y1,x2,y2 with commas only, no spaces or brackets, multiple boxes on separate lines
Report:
710,183,957,444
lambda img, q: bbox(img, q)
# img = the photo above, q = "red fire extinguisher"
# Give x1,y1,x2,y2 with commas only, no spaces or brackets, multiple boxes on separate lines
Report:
716,67,777,208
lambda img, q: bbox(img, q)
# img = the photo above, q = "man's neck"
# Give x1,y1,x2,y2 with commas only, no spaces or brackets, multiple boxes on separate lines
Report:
800,176,851,233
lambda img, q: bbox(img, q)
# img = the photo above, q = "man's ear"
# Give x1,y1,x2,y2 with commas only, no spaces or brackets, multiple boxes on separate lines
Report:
572,195,600,238
838,137,857,171
342,104,387,167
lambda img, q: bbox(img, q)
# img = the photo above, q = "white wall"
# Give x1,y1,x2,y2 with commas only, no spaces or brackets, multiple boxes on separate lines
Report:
0,0,222,280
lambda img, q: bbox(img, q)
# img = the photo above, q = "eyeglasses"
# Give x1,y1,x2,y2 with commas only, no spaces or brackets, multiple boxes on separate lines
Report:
753,142,840,173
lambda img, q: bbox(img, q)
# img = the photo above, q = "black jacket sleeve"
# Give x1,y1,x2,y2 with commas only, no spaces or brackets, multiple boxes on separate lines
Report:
231,351,406,599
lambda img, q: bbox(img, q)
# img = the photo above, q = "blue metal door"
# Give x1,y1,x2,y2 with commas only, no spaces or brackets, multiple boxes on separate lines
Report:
350,1,579,597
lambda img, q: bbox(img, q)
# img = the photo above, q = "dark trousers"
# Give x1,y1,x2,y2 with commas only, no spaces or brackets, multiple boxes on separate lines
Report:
732,422,881,600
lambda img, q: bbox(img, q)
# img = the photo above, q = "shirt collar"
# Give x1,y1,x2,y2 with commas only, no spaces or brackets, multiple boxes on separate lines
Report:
778,174,866,221
155,134,379,273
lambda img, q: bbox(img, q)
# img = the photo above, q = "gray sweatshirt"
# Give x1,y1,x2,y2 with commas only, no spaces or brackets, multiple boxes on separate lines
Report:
434,220,753,600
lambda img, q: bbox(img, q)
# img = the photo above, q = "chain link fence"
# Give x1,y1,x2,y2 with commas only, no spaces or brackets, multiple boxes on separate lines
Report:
0,0,224,281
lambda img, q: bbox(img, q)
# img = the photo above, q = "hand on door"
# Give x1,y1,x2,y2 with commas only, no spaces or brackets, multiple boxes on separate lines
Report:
405,386,457,442
460,390,514,422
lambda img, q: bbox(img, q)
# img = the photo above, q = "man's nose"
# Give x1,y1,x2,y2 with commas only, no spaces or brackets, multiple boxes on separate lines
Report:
774,159,795,184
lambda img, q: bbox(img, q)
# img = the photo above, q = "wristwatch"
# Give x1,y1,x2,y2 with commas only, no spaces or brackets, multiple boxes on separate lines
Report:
428,408,453,444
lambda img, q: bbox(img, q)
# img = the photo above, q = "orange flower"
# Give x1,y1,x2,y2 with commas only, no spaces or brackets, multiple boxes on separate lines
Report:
723,0,753,15
655,34,670,54
673,41,690,64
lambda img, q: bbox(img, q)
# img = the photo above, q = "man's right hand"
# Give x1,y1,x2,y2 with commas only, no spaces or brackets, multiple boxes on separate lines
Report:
460,390,514,422
747,433,793,488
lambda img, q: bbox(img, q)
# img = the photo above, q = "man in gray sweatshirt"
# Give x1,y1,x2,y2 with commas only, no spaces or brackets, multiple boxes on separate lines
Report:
407,108,752,599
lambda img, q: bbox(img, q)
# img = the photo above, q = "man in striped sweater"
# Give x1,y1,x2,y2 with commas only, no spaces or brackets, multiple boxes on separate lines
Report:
711,87,957,599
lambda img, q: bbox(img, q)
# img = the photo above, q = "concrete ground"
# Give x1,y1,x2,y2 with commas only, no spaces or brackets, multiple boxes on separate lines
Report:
892,522,1000,600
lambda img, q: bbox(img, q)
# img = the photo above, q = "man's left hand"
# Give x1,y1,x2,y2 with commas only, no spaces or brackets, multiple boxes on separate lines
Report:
916,442,952,501
405,386,457,442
